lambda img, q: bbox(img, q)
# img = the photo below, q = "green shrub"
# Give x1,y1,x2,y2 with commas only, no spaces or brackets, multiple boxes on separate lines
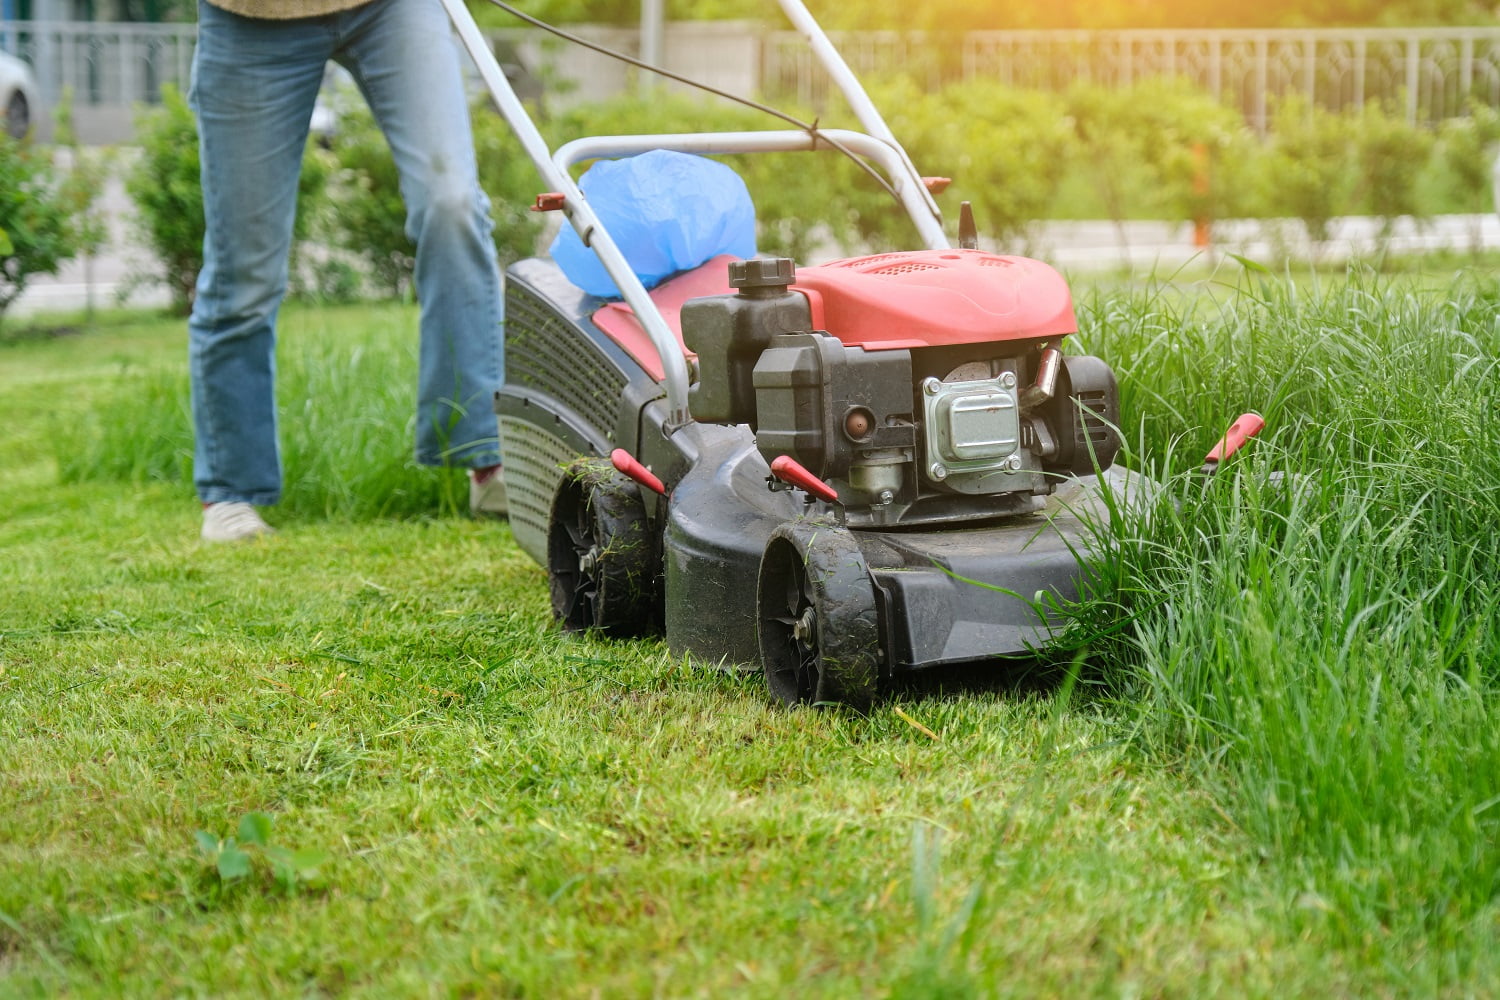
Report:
1065,79,1261,245
1353,101,1436,246
0,136,93,320
1131,78,1261,225
48,87,111,266
1436,100,1500,213
128,84,330,314
319,105,412,299
868,78,1076,251
1263,95,1356,252
1065,83,1161,241
126,85,204,313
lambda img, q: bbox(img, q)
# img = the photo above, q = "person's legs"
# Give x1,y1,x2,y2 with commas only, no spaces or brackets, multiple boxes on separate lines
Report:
337,0,504,471
188,1,332,506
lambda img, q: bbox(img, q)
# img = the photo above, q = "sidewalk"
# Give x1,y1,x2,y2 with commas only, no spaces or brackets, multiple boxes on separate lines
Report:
1030,214,1500,271
14,194,1500,318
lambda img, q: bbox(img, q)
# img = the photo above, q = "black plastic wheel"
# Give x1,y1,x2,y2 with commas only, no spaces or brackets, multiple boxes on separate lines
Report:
5,92,28,141
756,520,880,711
546,460,657,636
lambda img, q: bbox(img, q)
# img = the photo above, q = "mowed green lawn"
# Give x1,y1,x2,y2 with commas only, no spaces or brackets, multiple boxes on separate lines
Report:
1,270,1496,996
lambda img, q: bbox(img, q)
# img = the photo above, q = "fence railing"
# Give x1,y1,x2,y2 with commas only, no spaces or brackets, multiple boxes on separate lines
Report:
8,19,1500,138
763,27,1500,128
3,20,195,107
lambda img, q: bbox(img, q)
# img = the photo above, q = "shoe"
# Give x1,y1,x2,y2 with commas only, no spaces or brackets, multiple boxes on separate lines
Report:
470,466,508,518
201,502,275,542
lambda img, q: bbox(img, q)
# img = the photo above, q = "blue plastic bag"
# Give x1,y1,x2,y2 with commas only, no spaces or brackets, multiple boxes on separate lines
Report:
550,149,756,297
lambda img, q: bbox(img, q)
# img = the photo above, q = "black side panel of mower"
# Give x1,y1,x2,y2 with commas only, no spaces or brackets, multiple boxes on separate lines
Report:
857,465,1142,669
662,422,801,669
499,258,663,564
860,526,1080,668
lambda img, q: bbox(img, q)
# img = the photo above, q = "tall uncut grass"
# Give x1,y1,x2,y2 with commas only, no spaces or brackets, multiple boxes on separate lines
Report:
57,303,469,519
1074,265,1500,954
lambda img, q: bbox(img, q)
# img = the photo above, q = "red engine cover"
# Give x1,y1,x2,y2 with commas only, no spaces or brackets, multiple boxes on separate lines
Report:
791,249,1076,350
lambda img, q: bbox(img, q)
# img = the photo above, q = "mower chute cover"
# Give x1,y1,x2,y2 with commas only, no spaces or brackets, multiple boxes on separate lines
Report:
550,149,756,297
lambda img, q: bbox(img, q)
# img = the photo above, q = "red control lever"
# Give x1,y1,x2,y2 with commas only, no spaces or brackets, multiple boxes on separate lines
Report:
1202,412,1266,472
610,448,666,496
770,455,839,503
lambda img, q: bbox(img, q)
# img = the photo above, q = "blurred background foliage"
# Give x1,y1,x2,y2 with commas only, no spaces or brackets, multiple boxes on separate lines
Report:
96,72,1500,309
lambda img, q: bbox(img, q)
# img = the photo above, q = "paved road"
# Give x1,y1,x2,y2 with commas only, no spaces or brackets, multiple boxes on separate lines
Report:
13,168,1500,317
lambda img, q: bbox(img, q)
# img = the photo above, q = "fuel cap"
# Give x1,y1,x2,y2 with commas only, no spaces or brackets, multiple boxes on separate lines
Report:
729,257,796,291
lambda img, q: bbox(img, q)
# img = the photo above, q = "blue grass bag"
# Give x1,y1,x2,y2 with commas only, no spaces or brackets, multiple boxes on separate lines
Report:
550,149,756,297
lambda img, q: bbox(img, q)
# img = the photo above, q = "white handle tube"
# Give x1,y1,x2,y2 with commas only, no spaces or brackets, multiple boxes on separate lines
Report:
775,0,947,240
438,0,695,425
555,128,945,249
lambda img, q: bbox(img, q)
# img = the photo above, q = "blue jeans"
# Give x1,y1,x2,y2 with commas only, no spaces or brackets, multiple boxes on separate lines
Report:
188,0,504,506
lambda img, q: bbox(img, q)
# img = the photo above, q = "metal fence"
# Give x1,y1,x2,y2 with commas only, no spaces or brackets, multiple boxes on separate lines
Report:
9,19,1500,138
4,20,195,107
763,27,1500,128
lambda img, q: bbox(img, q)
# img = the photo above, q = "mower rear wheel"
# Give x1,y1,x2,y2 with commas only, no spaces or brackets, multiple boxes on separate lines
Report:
547,461,657,636
756,520,880,711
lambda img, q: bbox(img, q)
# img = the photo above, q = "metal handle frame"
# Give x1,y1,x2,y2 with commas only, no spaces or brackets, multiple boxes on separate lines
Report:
438,0,948,427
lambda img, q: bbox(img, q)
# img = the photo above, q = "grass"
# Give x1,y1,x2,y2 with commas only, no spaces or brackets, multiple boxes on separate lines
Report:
1,276,1497,996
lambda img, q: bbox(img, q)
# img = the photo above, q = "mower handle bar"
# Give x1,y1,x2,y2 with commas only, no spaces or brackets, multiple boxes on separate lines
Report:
438,0,949,427
553,128,945,242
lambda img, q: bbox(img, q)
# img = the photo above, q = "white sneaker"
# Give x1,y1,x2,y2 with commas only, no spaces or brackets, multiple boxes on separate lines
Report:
201,502,275,542
469,467,508,518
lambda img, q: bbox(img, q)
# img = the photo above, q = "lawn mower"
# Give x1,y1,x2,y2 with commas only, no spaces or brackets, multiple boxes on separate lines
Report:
440,0,1170,709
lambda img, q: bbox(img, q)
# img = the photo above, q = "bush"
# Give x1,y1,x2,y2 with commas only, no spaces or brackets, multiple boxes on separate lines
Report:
1065,83,1162,244
126,85,204,314
1070,79,1260,239
876,78,1077,250
128,84,329,314
1353,101,1437,247
318,105,413,299
1263,95,1356,253
1436,101,1500,251
1436,100,1500,211
0,135,94,320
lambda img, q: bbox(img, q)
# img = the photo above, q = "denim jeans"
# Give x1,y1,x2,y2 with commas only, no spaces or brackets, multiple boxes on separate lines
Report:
188,0,503,505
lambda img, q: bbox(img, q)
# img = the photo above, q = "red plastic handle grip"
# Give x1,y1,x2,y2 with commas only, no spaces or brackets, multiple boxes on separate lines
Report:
1205,412,1266,464
610,448,666,496
770,455,839,503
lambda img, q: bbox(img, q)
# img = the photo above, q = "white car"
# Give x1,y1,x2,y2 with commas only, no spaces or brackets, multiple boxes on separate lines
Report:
1,50,39,140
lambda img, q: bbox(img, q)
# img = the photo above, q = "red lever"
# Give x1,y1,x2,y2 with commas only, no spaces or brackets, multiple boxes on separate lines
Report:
610,448,666,496
922,176,953,194
531,192,566,212
1204,412,1266,465
770,455,839,503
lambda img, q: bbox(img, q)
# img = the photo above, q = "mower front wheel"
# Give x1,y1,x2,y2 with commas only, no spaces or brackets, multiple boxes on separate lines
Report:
756,520,881,712
547,461,658,636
